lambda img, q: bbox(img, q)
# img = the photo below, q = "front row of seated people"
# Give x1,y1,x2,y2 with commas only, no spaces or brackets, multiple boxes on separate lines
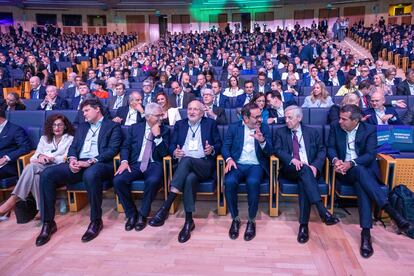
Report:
0,99,412,259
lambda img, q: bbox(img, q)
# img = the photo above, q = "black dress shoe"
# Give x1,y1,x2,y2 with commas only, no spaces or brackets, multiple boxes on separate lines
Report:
135,212,147,232
125,214,137,231
297,224,309,244
81,219,103,242
229,219,241,240
360,233,374,258
244,221,256,241
322,211,340,226
178,220,195,243
148,206,169,227
36,221,57,246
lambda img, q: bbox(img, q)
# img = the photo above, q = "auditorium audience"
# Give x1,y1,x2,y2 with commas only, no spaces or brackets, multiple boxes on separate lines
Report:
301,81,334,108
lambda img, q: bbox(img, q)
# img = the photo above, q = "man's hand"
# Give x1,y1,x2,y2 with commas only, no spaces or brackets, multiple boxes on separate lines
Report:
291,158,303,171
0,156,8,167
136,104,144,114
204,105,216,119
334,160,352,175
204,140,214,155
151,122,161,137
380,114,394,123
76,160,91,169
394,100,407,108
251,127,265,143
69,159,81,173
112,117,123,123
308,165,317,177
225,158,238,174
115,161,131,175
174,145,185,159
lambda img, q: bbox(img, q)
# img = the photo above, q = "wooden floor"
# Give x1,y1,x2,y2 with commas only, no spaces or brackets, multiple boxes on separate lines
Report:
0,198,413,276
1,38,413,276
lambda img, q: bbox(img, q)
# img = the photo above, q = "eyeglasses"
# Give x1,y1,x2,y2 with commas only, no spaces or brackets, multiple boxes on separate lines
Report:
52,123,65,128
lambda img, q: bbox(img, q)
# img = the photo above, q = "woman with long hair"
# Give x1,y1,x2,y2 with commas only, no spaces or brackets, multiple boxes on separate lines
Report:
302,81,334,108
0,114,75,217
336,74,358,96
155,92,181,126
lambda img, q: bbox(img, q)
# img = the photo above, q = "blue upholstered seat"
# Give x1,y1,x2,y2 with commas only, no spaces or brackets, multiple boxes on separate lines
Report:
279,177,329,196
0,177,18,189
67,180,112,191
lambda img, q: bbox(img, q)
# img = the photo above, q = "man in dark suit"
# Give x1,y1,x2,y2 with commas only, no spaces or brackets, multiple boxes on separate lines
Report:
357,66,373,85
236,81,255,108
65,75,82,99
396,69,414,95
327,104,411,258
148,100,222,243
192,74,211,98
201,88,227,125
222,103,272,241
112,91,145,126
356,81,372,109
324,66,345,87
168,81,195,109
211,80,230,108
183,60,199,77
264,59,281,81
108,83,128,110
266,91,295,124
36,98,122,246
274,105,339,244
0,110,31,179
113,103,169,232
253,72,271,93
370,27,383,61
29,76,46,99
302,66,323,87
37,85,69,110
71,82,90,110
299,39,322,64
283,75,303,97
363,92,403,125
141,79,159,107
369,60,386,77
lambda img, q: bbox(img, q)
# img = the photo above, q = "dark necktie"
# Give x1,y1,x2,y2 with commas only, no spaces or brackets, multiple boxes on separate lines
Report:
292,130,300,161
213,95,218,106
140,132,153,172
176,94,182,108
144,94,150,106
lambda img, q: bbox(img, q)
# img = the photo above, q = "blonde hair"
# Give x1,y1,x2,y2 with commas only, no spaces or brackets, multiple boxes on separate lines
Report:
310,81,329,103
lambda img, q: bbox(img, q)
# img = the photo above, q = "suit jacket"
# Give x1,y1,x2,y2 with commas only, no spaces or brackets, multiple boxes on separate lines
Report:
216,93,230,108
267,102,295,124
0,122,32,162
254,82,271,94
327,122,380,178
302,75,323,87
30,86,46,99
183,67,200,76
120,122,169,165
396,80,413,95
71,96,84,110
108,95,129,110
169,117,222,161
235,93,255,108
266,69,281,81
67,118,122,163
274,124,326,173
37,96,69,110
369,68,386,77
210,105,227,125
114,105,146,125
168,93,195,109
221,121,272,175
363,107,403,125
324,72,345,87
282,85,303,97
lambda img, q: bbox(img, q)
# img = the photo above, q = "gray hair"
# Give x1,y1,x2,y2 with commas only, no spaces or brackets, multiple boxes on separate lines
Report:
144,102,162,118
128,91,141,101
46,85,57,92
284,105,303,119
202,88,214,96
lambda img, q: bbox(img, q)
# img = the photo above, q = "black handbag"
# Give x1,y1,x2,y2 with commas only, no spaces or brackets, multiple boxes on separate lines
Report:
15,194,38,224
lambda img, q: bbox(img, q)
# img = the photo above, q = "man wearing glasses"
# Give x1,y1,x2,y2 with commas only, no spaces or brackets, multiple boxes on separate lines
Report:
274,105,339,244
222,103,273,241
327,104,411,258
113,103,169,232
148,100,222,243
357,65,373,85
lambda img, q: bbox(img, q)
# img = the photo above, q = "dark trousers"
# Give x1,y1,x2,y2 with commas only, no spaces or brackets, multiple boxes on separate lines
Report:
281,165,323,224
113,162,163,218
0,162,18,179
337,166,388,229
224,164,263,220
40,162,114,223
171,157,213,213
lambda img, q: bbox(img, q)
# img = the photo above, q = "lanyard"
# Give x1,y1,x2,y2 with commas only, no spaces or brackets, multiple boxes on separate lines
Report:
90,122,102,138
189,123,200,138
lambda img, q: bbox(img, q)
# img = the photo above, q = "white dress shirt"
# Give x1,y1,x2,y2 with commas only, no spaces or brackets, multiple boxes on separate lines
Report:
124,107,138,126
0,119,7,135
345,124,359,161
113,95,125,109
137,123,163,162
182,120,205,159
79,118,103,159
237,123,266,165
292,126,309,164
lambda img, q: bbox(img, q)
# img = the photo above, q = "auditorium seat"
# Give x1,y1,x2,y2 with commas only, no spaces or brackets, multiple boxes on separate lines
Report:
22,99,42,110
66,180,113,212
46,110,78,123
303,86,312,96
330,86,340,96
385,95,407,105
8,110,45,128
301,107,310,124
57,62,72,72
309,108,329,125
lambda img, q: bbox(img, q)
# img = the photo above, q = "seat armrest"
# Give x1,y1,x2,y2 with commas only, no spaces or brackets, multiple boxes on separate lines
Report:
163,156,173,199
113,154,120,174
17,151,35,176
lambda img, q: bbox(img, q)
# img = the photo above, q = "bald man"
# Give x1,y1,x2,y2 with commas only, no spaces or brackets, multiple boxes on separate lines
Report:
363,92,403,125
29,76,46,99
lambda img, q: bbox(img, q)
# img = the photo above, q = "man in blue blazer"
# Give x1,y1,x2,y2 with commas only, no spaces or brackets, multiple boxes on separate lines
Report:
327,104,411,258
113,103,169,232
36,98,122,246
302,66,323,87
363,92,403,125
70,82,90,110
274,105,339,244
112,91,146,126
266,91,296,124
211,80,230,108
37,85,69,110
324,66,345,87
236,81,255,108
149,100,222,243
0,110,32,179
264,59,281,81
29,76,46,99
222,103,272,241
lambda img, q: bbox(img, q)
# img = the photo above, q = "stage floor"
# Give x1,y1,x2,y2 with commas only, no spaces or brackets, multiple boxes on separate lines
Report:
0,198,413,276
